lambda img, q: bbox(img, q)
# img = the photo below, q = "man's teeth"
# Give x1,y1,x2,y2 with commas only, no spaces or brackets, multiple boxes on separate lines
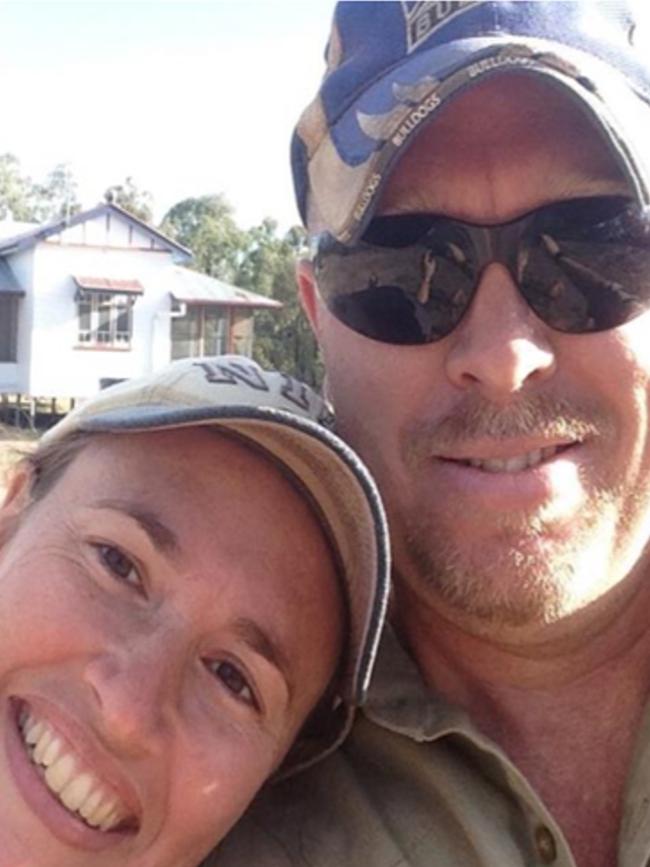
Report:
20,710,129,832
464,445,560,473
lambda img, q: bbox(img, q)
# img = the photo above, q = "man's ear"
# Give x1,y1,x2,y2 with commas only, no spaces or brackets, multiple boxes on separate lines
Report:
296,259,321,336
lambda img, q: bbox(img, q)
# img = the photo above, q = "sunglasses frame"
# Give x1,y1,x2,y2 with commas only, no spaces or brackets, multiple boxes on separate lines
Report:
311,195,649,345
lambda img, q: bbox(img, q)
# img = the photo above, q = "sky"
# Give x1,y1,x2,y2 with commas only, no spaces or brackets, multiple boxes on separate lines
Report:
0,0,336,231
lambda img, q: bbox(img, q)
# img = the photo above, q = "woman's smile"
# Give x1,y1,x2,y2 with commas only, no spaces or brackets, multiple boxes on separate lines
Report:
15,698,138,832
6,697,138,852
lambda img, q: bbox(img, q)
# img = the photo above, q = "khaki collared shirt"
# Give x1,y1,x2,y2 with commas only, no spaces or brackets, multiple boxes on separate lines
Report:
205,628,650,867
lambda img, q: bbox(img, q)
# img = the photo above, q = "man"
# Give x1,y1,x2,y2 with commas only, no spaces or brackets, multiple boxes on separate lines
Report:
211,3,650,866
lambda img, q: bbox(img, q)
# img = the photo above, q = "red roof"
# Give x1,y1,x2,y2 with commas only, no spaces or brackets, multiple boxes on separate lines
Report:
74,275,144,295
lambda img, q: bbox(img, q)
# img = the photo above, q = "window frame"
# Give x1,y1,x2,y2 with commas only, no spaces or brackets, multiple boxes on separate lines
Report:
170,304,231,360
0,294,19,362
77,290,134,349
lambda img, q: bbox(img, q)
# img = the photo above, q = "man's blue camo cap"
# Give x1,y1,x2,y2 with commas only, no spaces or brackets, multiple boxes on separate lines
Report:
291,1,650,244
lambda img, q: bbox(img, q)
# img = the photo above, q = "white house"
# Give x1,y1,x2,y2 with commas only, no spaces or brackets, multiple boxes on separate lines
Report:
0,202,281,402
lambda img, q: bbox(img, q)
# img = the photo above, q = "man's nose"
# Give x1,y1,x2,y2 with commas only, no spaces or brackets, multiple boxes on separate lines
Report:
444,263,556,398
83,638,180,756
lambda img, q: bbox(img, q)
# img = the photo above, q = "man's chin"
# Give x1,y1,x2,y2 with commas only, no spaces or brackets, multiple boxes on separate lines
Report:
397,484,637,633
422,559,569,628
401,522,599,630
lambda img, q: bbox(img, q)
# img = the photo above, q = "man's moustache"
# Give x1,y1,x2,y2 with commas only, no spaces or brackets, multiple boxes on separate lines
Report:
403,394,611,463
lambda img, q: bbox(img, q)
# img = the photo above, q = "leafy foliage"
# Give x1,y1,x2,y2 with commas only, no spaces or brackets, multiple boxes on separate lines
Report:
0,153,39,221
33,164,81,222
237,220,322,386
104,176,154,223
160,195,245,283
0,155,81,223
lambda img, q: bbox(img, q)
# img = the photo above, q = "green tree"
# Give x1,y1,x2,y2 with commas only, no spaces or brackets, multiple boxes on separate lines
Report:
104,176,154,223
32,163,81,222
0,153,38,221
239,222,323,387
160,195,246,282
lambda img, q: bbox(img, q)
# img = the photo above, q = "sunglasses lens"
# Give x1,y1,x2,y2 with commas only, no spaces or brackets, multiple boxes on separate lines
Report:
519,199,650,333
314,198,650,344
315,223,476,345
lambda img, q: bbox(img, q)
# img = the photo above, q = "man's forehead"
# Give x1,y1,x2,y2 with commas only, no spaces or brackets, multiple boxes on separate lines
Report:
377,73,630,220
402,74,597,140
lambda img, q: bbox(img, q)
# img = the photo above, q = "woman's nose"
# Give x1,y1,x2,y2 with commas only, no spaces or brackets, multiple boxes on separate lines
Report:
83,638,180,756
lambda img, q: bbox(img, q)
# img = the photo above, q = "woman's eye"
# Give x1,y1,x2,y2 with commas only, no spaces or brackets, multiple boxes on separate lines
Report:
208,660,257,709
95,544,142,591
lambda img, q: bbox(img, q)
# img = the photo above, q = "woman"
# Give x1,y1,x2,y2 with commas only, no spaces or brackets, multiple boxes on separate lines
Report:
0,355,389,867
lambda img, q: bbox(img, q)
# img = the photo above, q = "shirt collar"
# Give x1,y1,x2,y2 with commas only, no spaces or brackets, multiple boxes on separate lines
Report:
363,624,477,740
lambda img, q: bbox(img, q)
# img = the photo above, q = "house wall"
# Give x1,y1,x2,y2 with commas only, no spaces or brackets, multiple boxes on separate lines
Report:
0,359,19,393
26,242,178,399
0,249,35,393
47,212,171,252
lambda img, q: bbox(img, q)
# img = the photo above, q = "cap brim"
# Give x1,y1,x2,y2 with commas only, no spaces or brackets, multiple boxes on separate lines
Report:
308,34,650,242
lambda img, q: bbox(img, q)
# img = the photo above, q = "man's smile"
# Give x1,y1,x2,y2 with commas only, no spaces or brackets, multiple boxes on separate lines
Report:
410,435,592,516
434,440,579,474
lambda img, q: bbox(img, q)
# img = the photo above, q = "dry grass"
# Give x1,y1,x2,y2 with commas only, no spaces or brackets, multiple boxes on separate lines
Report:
0,425,38,492
0,424,39,441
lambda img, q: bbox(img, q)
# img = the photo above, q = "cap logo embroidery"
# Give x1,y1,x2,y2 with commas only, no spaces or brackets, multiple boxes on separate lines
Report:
193,359,270,391
280,374,313,412
357,76,440,145
191,359,332,422
401,1,479,54
353,172,383,223
467,46,537,79
281,374,334,424
391,88,442,146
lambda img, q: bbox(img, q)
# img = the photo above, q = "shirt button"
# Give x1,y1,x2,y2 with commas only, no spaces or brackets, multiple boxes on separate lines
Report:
534,825,557,863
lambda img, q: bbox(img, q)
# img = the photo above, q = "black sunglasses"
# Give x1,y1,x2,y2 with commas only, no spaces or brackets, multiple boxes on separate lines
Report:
312,196,650,345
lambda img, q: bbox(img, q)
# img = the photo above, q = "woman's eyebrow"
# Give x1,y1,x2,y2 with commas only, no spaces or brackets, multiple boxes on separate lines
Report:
233,617,295,702
92,499,180,555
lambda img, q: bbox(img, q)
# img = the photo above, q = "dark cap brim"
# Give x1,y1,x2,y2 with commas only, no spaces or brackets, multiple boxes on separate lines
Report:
303,35,650,242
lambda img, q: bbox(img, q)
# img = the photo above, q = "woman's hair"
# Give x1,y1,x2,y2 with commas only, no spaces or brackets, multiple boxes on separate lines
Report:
18,430,93,503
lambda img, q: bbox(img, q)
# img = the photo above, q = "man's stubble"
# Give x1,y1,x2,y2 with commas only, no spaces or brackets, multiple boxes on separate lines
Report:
392,393,637,628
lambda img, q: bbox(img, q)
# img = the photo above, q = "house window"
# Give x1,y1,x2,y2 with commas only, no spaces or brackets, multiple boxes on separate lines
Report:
78,291,133,348
0,295,18,362
171,306,229,360
231,310,254,357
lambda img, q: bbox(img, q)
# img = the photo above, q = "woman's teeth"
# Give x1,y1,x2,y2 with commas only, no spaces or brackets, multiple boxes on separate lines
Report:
463,445,561,473
20,709,131,832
